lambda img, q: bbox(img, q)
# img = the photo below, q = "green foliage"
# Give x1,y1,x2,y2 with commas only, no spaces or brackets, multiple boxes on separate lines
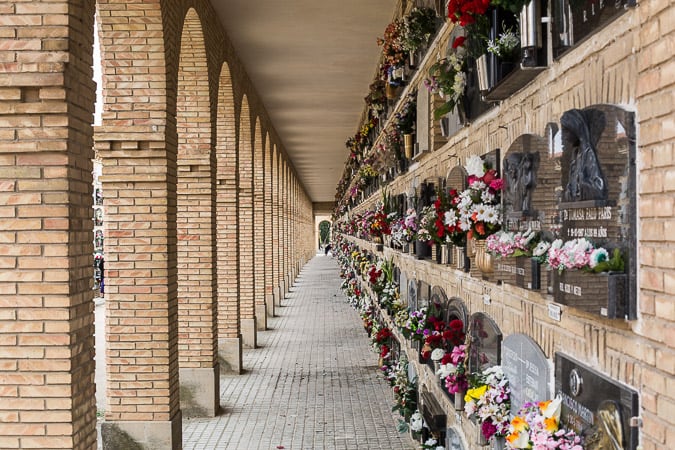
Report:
590,248,624,273
319,220,331,245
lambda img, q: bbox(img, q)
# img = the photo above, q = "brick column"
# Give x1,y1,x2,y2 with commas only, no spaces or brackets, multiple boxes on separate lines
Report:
0,2,97,448
282,162,291,296
97,137,181,449
175,9,219,418
271,147,281,307
263,140,275,317
215,64,242,373
252,122,266,330
238,98,256,348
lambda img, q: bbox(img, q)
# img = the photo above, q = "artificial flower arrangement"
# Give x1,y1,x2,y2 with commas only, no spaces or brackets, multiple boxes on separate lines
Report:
438,343,470,395
358,164,379,180
457,155,504,240
397,307,428,342
464,365,512,441
415,205,435,243
369,204,392,240
421,438,446,450
485,228,538,258
401,7,439,54
391,361,419,431
506,397,584,450
425,50,467,119
546,238,624,274
487,23,520,60
421,317,465,361
390,216,415,248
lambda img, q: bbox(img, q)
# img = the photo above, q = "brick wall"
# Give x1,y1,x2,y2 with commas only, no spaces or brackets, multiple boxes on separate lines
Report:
348,4,675,449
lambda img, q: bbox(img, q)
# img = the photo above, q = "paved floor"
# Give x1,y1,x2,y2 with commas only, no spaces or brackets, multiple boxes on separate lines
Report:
95,254,413,449
182,254,415,450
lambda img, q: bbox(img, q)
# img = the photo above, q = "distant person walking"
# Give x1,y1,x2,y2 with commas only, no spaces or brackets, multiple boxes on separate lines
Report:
324,244,332,255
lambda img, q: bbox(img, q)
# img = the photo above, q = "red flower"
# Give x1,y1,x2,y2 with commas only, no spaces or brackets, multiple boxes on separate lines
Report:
452,36,466,49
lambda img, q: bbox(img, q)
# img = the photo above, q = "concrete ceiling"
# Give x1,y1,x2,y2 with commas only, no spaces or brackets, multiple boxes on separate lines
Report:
210,0,395,204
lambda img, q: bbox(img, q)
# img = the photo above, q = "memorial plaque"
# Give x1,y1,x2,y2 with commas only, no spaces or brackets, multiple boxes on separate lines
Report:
418,281,431,309
399,271,408,304
445,427,467,450
552,0,636,59
468,313,502,372
408,279,418,312
554,105,636,319
555,353,639,450
499,134,559,294
430,286,448,312
444,298,469,327
501,334,551,414
496,257,542,291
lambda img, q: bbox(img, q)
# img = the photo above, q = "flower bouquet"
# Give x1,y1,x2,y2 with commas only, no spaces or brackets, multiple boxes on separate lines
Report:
546,238,623,274
506,397,584,449
457,155,504,240
464,365,512,441
425,52,467,119
486,229,537,258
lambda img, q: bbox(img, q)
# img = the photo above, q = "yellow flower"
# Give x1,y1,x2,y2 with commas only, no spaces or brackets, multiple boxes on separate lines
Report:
544,417,559,433
510,416,528,432
540,396,562,422
506,430,530,449
464,384,487,402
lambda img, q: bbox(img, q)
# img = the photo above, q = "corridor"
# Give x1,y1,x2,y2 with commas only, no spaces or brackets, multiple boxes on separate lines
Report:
181,255,414,450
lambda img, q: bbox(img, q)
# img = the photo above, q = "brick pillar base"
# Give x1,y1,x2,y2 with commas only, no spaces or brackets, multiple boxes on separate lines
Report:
101,412,182,450
179,366,220,417
255,303,267,331
218,337,242,374
241,318,257,349
273,286,282,307
266,293,275,318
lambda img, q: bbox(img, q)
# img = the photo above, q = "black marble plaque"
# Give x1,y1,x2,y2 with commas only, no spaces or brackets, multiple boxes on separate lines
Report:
468,313,502,372
502,134,558,236
552,0,636,59
555,353,639,450
501,334,551,414
554,105,636,319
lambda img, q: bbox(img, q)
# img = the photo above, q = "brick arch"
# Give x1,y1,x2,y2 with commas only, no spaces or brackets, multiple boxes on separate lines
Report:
215,61,242,372
97,0,170,129
238,94,256,349
176,7,219,417
253,118,267,330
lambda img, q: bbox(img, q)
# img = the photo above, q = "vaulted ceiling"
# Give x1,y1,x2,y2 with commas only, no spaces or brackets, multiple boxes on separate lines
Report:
210,0,396,203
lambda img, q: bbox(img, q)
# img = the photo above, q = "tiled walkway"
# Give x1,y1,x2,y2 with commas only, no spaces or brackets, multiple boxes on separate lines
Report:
182,254,415,450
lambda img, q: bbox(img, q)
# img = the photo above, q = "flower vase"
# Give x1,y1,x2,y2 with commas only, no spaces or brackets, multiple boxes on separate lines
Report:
477,429,488,446
454,391,465,411
403,133,414,159
476,54,490,92
415,240,431,260
472,239,494,274
386,83,401,100
435,243,442,264
491,436,506,450
373,235,383,252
